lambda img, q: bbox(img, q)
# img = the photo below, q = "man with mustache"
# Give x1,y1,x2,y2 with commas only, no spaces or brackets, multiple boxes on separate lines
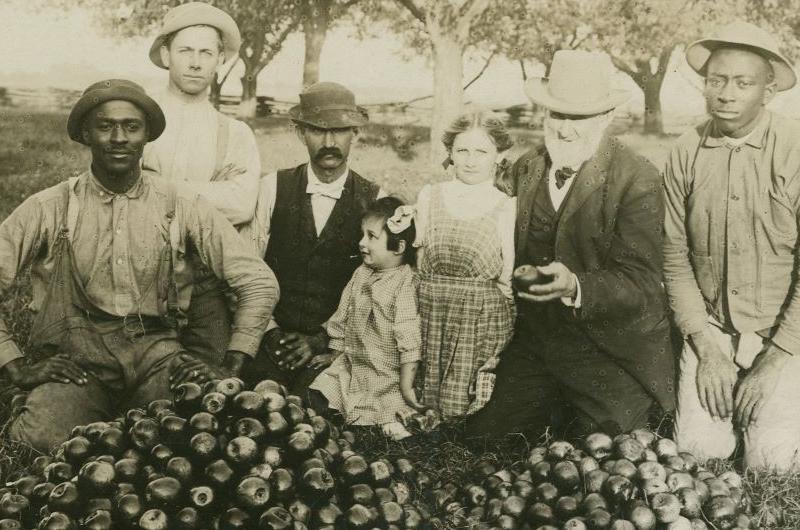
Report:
142,2,263,368
664,21,800,470
466,50,675,440
0,80,277,451
248,81,382,394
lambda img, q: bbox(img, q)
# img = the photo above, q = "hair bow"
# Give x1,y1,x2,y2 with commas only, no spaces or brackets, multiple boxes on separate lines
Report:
386,205,415,234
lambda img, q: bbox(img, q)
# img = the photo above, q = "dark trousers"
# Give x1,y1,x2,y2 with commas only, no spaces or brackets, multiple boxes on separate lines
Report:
465,310,654,442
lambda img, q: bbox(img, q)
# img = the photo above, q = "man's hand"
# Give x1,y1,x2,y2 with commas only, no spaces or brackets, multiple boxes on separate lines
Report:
4,354,89,390
275,331,328,371
734,344,790,430
517,262,577,303
308,353,338,370
690,330,739,419
169,351,248,388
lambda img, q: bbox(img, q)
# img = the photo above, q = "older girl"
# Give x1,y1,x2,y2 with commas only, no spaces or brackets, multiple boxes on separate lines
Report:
415,112,516,417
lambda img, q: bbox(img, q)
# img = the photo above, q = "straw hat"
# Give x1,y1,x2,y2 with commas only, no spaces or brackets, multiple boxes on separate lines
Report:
149,2,241,69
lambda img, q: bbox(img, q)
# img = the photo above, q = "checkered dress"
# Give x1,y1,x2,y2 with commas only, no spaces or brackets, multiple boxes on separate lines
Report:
310,264,421,425
418,184,516,417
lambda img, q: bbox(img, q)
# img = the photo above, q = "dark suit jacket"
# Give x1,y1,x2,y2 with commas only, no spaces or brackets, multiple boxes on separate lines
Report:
502,135,675,411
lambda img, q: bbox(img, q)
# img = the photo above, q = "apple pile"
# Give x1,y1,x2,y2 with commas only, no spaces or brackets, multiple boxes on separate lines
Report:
441,430,752,530
0,378,430,530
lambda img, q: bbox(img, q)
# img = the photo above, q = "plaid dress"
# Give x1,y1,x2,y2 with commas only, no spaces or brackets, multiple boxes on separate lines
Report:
310,264,421,425
418,184,516,417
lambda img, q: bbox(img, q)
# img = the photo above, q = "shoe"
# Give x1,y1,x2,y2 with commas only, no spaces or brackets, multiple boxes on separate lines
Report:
382,421,413,441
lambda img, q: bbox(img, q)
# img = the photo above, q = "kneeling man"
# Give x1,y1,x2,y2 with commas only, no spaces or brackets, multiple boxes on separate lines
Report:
664,21,800,471
467,50,675,440
0,79,278,451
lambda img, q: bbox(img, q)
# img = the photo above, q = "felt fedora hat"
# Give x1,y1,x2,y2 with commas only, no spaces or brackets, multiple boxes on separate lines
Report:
524,50,630,115
149,2,241,69
686,20,796,91
289,82,369,128
67,79,166,145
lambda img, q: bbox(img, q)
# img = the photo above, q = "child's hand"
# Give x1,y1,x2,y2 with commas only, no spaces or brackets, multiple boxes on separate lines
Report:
308,353,336,370
400,384,424,411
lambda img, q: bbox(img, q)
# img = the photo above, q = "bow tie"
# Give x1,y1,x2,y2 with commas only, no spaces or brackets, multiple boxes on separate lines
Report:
554,167,577,189
306,179,344,200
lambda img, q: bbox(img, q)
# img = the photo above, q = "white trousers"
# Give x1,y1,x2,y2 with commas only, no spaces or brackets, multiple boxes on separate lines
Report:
674,323,800,472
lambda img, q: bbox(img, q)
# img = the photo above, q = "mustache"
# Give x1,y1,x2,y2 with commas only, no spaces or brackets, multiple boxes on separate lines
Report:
313,148,343,161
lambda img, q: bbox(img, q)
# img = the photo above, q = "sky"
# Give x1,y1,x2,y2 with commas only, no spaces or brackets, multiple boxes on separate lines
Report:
3,0,800,120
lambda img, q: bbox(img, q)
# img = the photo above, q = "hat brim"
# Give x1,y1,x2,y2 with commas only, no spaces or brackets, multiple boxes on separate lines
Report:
67,85,166,145
288,105,369,128
149,21,241,69
686,38,797,91
524,78,630,115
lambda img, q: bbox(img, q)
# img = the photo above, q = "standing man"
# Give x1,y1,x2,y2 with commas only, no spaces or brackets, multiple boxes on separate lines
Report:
143,2,262,364
0,80,277,451
664,21,800,470
248,82,381,394
467,51,675,440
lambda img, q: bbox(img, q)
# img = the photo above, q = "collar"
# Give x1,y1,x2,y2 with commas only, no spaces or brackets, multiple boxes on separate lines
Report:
703,111,770,149
162,84,214,107
87,169,147,203
306,163,349,199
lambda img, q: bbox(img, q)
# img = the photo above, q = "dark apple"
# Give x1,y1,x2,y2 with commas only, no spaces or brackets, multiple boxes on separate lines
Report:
146,399,173,418
534,482,559,505
262,446,284,468
48,482,80,515
349,484,375,506
345,504,376,530
375,487,395,504
232,391,265,417
264,412,290,441
547,440,574,460
300,467,335,500
32,482,56,505
36,512,75,530
501,496,526,518
552,461,580,492
138,508,168,530
288,499,311,523
215,378,245,397
218,507,251,530
145,477,181,508
602,475,634,507
580,493,608,514
284,404,307,426
584,469,609,494
261,392,287,413
78,461,116,495
259,506,293,530
226,436,260,468
614,438,646,463
704,496,737,529
0,494,29,520
235,476,270,511
165,457,193,484
286,432,315,463
309,416,331,444
611,459,638,480
189,432,219,462
527,501,555,526
627,503,657,530
150,444,174,470
159,415,187,446
174,506,199,530
254,379,287,396
269,468,295,501
584,433,614,461
464,484,487,506
85,498,113,512
555,495,579,520
96,427,126,457
44,462,75,484
313,502,343,527
205,459,235,490
201,391,227,416
233,417,266,442
63,437,92,466
586,508,612,529
650,492,681,524
130,418,160,452
340,455,369,486
81,509,112,530
513,264,542,291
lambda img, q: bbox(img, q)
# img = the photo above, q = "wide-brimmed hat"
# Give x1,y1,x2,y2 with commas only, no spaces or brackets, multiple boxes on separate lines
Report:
289,82,369,128
524,50,630,115
67,79,166,145
149,2,241,69
686,20,796,91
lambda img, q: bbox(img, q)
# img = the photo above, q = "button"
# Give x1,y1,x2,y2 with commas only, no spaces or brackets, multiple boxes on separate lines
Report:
731,289,738,295
735,147,741,152
116,228,121,234
731,195,740,201
116,258,123,265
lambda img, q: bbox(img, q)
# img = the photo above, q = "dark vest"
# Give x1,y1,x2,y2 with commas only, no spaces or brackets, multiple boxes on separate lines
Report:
265,164,380,334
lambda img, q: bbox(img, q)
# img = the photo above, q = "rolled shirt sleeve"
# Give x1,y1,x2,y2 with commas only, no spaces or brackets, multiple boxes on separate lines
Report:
179,191,278,357
0,194,50,370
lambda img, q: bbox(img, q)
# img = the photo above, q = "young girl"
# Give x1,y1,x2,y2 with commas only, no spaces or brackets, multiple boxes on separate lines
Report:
415,111,517,418
308,197,423,440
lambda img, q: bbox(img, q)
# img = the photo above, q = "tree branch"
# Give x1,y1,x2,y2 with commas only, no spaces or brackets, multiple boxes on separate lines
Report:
463,50,496,90
396,0,426,22
219,56,240,86
519,59,528,81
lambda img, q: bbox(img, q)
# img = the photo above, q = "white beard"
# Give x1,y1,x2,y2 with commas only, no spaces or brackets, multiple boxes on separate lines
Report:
544,112,613,170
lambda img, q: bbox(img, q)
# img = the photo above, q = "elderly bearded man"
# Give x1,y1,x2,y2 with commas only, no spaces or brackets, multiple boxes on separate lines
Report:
466,50,675,440
664,21,800,471
0,80,277,452
143,2,263,365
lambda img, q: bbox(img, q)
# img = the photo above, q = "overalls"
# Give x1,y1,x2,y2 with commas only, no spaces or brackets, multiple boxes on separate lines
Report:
10,179,187,452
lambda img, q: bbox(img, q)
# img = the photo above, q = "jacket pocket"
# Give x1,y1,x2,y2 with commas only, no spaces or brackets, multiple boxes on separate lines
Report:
758,253,794,313
688,251,718,304
765,189,798,249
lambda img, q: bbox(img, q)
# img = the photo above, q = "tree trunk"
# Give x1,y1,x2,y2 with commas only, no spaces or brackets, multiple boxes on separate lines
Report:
428,32,465,169
641,76,664,135
302,0,332,87
239,70,258,119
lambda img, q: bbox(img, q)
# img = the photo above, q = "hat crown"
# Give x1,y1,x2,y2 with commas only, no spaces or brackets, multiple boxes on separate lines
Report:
82,79,146,97
711,20,782,53
547,50,614,110
299,82,357,110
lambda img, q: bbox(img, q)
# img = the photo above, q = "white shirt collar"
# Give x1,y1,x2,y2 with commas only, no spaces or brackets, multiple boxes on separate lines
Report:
307,163,349,192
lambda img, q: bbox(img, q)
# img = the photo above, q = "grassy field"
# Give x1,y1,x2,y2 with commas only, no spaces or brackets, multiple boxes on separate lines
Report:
0,107,798,528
